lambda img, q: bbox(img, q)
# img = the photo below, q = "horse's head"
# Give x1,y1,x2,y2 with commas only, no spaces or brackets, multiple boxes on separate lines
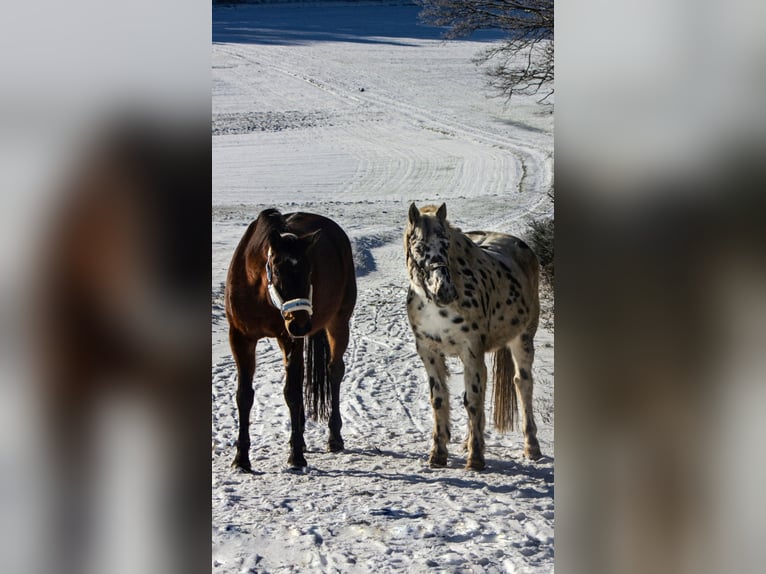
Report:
405,202,458,306
265,229,321,338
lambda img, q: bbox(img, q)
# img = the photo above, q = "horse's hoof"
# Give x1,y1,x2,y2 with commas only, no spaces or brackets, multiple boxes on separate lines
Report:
328,438,345,453
232,458,252,473
287,455,307,468
429,452,448,468
466,457,486,471
525,444,542,461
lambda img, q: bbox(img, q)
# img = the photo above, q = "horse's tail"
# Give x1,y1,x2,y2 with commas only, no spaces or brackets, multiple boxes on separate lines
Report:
305,329,330,422
492,347,518,432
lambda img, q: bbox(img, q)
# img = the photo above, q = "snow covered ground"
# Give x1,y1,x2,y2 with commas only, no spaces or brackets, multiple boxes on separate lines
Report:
212,3,554,572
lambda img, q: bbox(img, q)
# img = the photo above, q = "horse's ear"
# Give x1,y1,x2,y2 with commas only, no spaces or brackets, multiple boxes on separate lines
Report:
436,203,447,222
303,229,322,251
408,203,420,226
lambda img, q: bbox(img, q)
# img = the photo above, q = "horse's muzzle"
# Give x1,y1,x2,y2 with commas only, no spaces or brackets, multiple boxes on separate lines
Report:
434,283,458,306
286,314,312,338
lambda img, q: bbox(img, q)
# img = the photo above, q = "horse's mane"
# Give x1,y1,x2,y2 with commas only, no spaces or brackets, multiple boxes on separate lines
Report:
251,208,289,252
419,204,461,234
419,204,440,215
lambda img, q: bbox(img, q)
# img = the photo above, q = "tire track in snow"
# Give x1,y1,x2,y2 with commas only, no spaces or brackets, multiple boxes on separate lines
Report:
216,43,551,226
220,42,548,178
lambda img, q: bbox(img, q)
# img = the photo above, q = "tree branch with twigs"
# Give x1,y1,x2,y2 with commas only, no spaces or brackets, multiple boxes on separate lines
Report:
416,0,554,101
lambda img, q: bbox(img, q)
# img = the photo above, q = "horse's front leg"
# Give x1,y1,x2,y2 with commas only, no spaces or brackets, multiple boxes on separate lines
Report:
326,320,350,453
280,336,307,468
230,328,257,472
416,342,450,467
460,346,487,470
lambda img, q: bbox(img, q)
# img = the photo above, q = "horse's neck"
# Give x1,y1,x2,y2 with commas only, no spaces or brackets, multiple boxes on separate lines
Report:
244,247,268,286
447,229,475,263
448,231,497,292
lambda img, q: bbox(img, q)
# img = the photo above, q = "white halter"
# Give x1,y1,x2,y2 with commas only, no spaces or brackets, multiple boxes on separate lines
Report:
266,248,313,316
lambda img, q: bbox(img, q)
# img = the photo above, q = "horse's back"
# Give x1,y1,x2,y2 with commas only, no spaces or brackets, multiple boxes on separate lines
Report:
285,211,356,286
466,231,539,286
289,212,357,320
284,212,354,265
227,211,355,283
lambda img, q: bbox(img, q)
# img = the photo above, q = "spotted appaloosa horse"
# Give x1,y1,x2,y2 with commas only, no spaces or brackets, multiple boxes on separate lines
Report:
405,203,542,470
225,209,357,470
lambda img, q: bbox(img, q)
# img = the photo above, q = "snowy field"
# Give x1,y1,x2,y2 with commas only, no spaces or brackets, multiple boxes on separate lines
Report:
212,3,554,572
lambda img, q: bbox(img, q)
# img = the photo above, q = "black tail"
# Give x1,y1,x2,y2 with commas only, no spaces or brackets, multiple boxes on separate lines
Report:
305,330,330,422
492,347,518,432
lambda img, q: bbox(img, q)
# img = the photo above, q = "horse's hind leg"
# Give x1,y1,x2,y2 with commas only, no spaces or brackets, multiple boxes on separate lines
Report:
325,320,350,452
230,328,257,471
509,331,542,460
416,342,450,467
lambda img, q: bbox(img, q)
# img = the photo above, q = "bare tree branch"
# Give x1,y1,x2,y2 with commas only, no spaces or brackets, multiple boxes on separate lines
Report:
416,0,554,100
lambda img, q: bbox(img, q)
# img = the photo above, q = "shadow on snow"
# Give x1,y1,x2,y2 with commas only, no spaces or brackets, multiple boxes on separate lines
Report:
213,4,506,46
310,446,554,499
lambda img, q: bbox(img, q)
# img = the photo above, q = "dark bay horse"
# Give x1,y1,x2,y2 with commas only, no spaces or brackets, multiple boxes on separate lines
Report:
225,209,357,470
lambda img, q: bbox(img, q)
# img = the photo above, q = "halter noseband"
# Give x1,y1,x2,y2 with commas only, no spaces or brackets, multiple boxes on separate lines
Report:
426,262,449,273
265,247,313,316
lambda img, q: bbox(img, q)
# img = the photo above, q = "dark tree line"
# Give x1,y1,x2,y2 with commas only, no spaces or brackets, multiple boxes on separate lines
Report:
416,0,554,101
